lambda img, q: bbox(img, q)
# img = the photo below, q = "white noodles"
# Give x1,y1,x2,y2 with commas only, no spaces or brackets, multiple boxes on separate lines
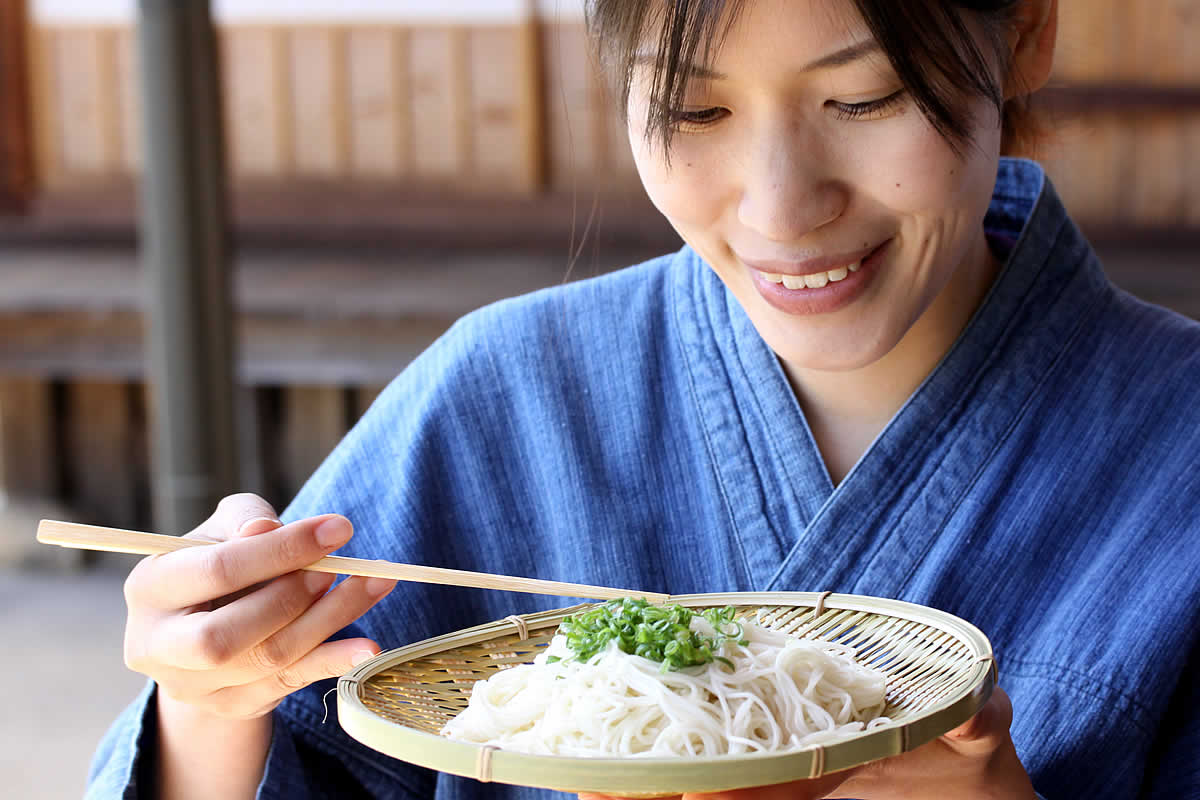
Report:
441,616,891,757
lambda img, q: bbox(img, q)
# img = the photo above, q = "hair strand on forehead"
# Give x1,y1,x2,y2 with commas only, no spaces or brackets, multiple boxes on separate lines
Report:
585,0,1033,160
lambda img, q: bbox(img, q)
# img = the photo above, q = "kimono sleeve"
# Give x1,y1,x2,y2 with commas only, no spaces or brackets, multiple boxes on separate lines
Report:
86,681,156,800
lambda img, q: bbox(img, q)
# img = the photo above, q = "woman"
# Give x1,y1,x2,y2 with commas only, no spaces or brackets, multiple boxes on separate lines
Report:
89,0,1200,798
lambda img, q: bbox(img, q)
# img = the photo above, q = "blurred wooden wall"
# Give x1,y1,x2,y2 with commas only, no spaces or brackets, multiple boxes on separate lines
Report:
1044,0,1200,230
18,5,1200,231
25,21,637,196
3,4,1198,543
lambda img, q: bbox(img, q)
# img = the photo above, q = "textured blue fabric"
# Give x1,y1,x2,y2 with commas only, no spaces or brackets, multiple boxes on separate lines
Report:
87,158,1200,799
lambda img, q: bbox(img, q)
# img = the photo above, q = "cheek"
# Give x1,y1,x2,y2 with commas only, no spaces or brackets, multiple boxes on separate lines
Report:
862,107,1003,214
629,127,725,232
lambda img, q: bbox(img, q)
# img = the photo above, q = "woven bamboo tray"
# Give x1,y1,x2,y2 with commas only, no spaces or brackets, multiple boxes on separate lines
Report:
337,591,995,797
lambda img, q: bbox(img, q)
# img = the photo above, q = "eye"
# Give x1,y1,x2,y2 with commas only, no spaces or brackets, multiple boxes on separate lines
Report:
828,89,906,121
667,106,729,131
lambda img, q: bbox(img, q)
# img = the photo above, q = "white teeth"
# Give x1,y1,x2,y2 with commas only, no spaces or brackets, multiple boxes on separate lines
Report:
760,259,863,290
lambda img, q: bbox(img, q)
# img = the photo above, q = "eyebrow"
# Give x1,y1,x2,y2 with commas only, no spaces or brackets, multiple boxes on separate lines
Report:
633,39,883,81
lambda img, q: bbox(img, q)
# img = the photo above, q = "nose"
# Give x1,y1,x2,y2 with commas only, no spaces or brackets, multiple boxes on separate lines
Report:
736,123,847,242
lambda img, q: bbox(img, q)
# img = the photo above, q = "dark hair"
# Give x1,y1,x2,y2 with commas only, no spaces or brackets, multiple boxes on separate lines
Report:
584,0,1040,159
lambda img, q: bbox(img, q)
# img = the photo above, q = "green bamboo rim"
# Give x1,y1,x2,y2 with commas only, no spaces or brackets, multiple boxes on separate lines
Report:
338,591,995,797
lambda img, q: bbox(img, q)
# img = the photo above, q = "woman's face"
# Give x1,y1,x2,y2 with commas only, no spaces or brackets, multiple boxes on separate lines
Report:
628,0,1005,377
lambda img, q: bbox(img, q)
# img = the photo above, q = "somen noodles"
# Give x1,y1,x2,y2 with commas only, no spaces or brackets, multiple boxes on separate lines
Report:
441,600,891,757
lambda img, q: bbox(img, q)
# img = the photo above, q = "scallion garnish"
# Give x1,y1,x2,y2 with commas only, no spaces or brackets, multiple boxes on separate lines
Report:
554,598,745,673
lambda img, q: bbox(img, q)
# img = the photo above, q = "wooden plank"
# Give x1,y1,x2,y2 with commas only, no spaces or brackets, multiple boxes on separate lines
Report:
25,19,58,187
0,0,33,211
352,384,388,422
223,27,285,176
52,27,109,175
598,66,638,185
114,27,140,173
452,26,474,179
410,27,459,178
1128,0,1193,84
1187,114,1200,226
279,385,347,502
272,26,295,176
392,28,414,176
542,22,600,187
0,376,56,499
290,27,344,176
515,13,548,192
233,385,267,500
1128,113,1187,226
93,27,122,174
1052,0,1124,82
64,379,137,528
1041,114,1130,226
348,27,402,177
469,26,521,185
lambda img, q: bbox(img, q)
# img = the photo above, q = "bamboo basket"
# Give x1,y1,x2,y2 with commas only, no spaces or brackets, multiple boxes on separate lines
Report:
337,591,995,797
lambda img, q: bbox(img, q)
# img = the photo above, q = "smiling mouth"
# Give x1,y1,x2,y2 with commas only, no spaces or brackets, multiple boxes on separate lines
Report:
758,260,862,290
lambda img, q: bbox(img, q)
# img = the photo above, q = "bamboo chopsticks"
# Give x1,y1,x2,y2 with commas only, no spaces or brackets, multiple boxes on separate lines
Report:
35,519,668,603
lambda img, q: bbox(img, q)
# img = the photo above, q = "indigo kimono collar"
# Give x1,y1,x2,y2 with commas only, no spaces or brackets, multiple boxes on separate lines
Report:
670,158,1114,594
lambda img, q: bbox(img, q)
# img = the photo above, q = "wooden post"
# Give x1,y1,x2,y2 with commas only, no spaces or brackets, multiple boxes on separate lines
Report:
0,0,34,212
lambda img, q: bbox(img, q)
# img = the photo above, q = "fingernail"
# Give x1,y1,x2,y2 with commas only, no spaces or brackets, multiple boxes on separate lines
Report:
315,517,352,548
238,516,280,536
364,577,395,597
351,650,376,667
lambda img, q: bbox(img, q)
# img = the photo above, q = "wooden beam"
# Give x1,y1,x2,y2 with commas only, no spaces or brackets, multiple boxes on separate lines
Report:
1039,84,1200,113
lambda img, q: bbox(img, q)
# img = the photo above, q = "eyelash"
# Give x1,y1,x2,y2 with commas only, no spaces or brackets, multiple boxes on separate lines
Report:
829,89,907,120
667,89,907,130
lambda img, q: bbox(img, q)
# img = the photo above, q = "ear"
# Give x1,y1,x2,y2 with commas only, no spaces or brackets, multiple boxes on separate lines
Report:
1005,0,1058,98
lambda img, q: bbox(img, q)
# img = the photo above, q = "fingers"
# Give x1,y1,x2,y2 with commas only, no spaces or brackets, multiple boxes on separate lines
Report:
149,569,337,670
576,773,846,800
126,514,354,610
141,574,396,699
205,635,388,718
190,493,282,544
236,575,396,684
941,686,1014,755
683,773,847,800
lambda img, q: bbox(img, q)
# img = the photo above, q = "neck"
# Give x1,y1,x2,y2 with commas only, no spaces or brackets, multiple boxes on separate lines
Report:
783,233,1001,485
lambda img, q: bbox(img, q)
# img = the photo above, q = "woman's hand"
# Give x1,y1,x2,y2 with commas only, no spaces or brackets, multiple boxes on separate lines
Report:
580,688,1036,800
121,493,397,799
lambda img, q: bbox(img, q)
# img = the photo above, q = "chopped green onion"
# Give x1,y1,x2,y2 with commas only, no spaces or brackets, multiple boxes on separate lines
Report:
553,598,747,672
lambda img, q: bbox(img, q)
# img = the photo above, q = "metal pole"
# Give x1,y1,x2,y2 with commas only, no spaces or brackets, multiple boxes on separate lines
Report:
138,0,238,535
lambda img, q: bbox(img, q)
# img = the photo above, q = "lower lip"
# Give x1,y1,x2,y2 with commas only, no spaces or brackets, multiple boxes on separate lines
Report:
746,240,889,316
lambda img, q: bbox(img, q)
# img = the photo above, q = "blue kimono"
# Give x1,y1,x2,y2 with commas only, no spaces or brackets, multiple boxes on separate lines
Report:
89,159,1200,799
